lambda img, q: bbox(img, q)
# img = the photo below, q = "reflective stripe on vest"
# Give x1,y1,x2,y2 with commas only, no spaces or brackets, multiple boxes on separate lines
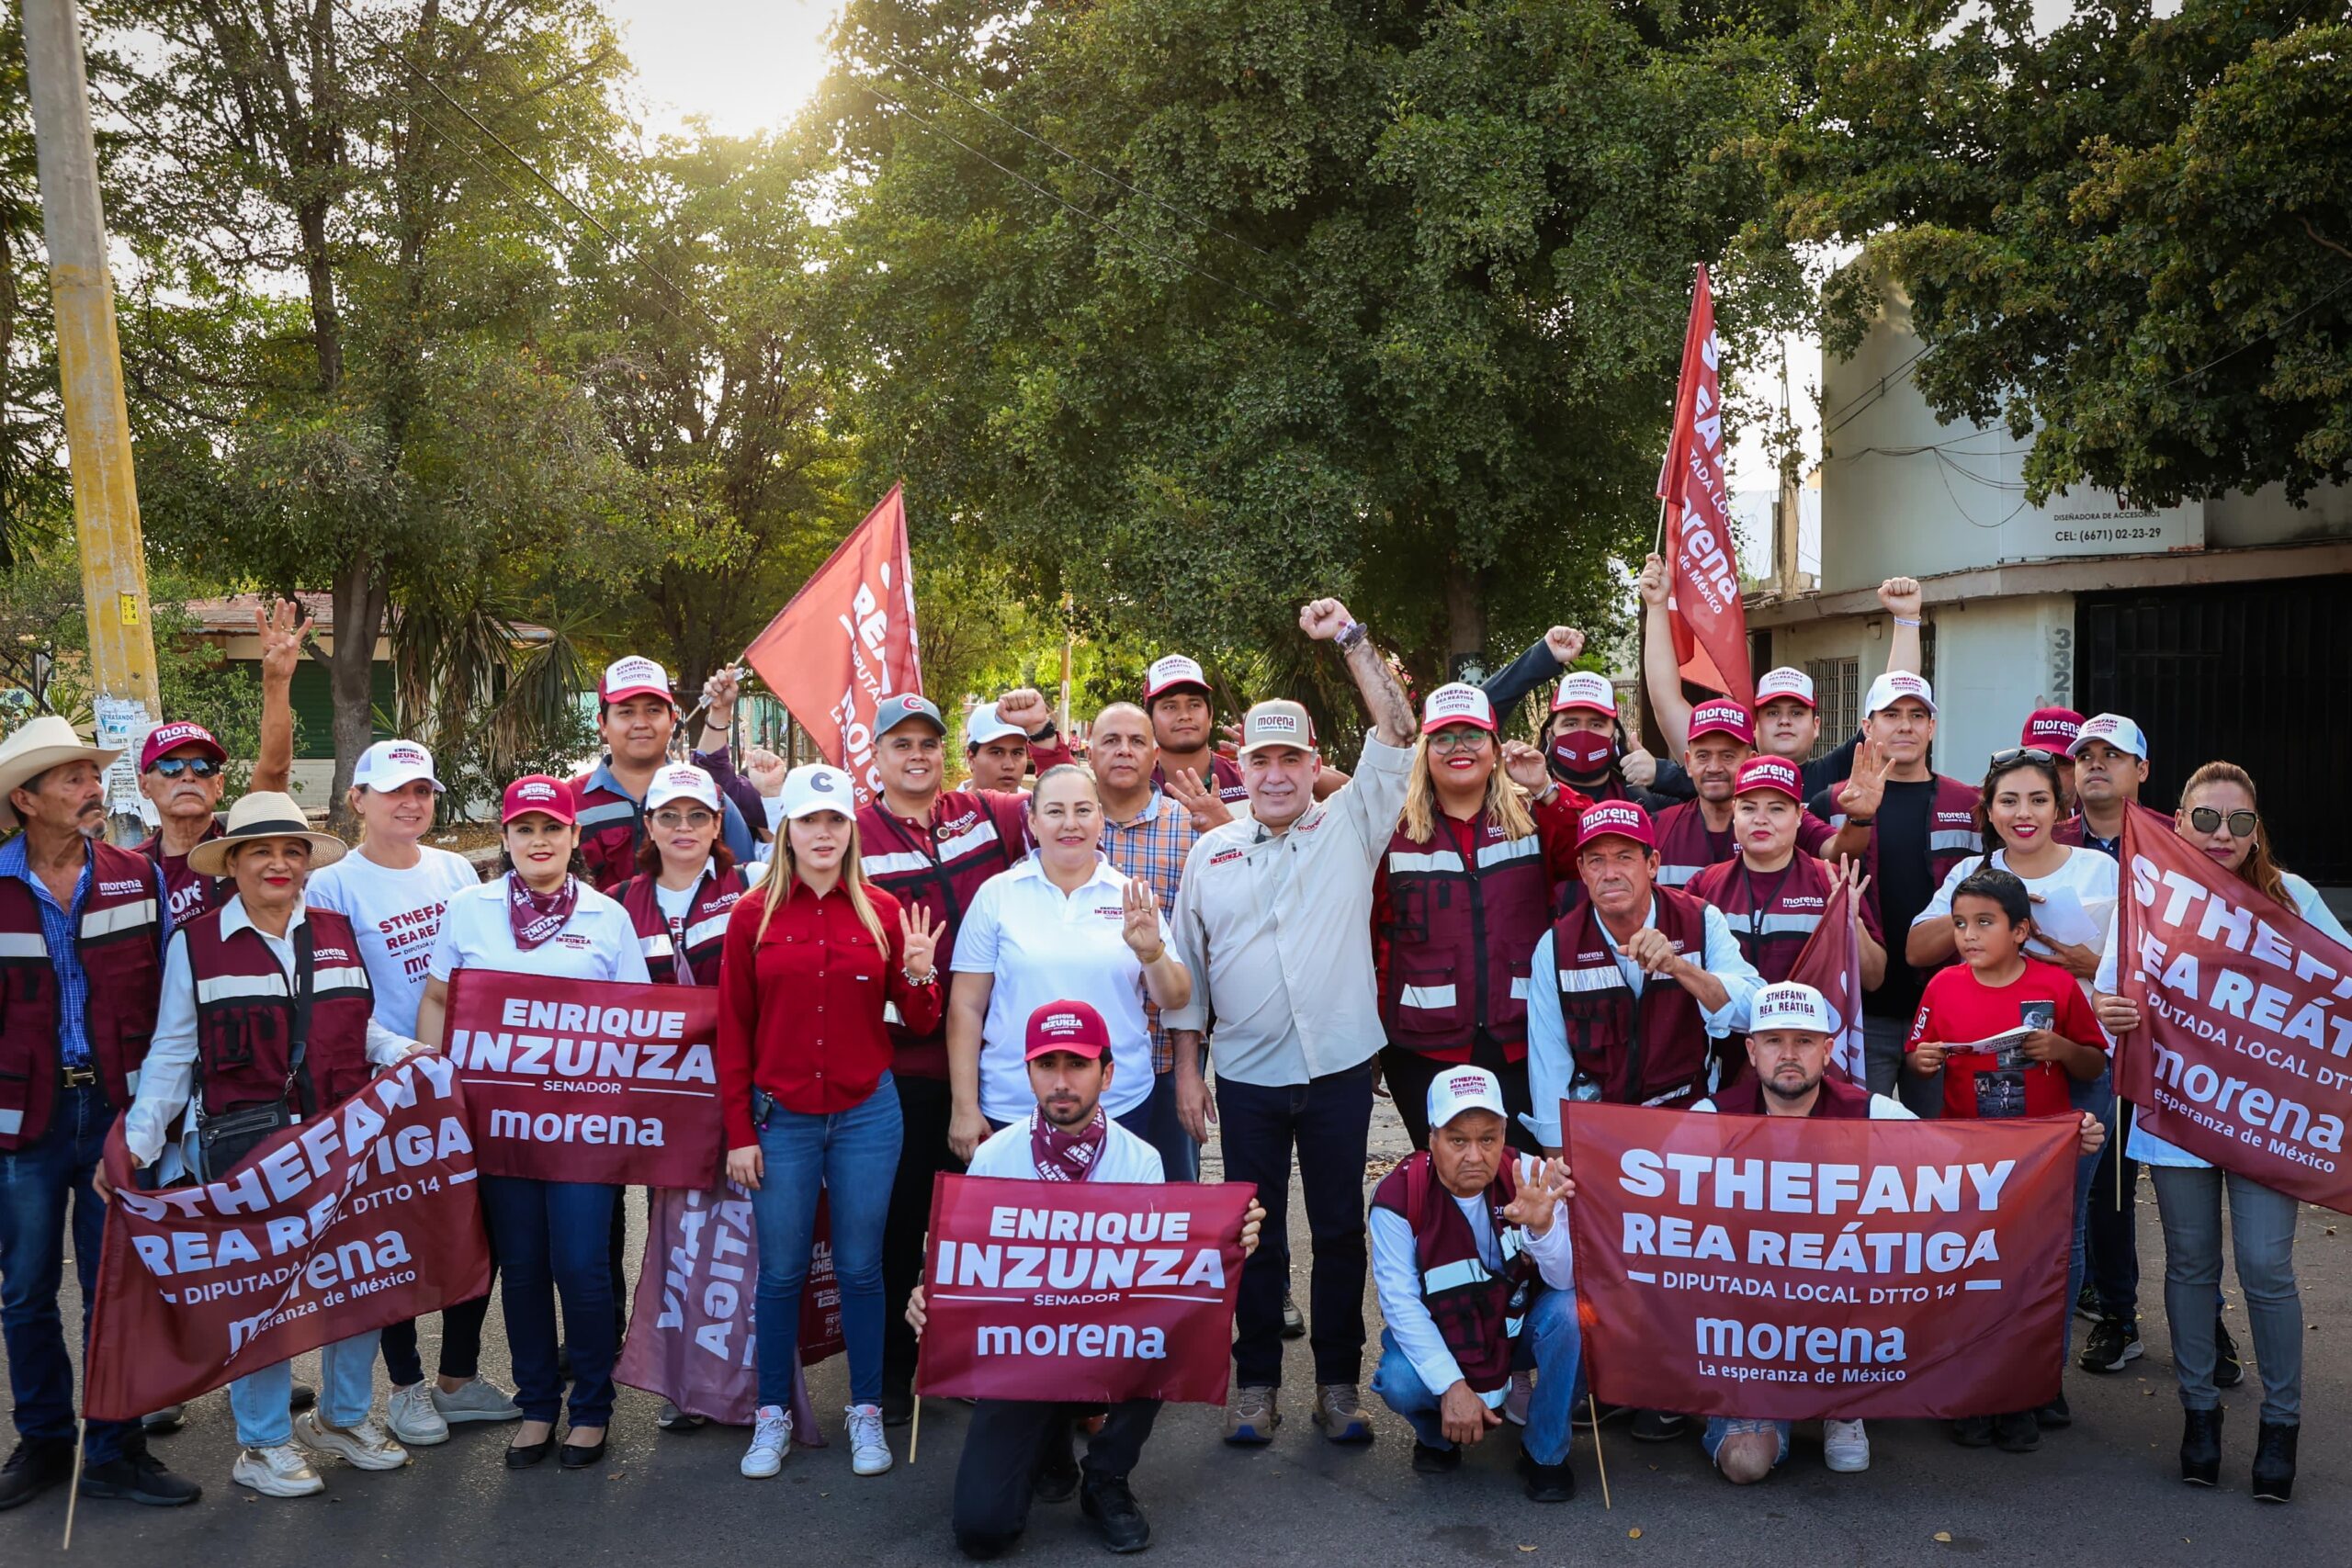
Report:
82,897,159,940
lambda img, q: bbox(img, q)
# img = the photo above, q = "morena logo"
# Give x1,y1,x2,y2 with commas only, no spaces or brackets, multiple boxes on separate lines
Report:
1254,714,1301,735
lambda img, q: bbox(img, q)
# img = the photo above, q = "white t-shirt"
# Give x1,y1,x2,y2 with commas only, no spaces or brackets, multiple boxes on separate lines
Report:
1913,845,2119,987
306,846,481,1037
953,855,1170,1125
427,875,652,987
966,1113,1166,1183
653,881,696,920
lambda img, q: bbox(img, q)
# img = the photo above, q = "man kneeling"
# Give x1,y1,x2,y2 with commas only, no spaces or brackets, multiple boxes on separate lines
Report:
908,999,1263,1557
1367,1068,1579,1502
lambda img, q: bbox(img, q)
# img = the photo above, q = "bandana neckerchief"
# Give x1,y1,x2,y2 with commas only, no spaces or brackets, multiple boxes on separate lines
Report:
1031,1106,1107,1182
508,872,581,952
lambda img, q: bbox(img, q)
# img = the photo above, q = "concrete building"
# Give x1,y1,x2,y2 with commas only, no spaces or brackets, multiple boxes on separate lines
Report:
1746,287,2352,882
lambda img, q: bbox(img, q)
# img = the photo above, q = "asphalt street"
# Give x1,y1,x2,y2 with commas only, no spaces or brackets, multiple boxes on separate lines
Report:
8,1100,2350,1568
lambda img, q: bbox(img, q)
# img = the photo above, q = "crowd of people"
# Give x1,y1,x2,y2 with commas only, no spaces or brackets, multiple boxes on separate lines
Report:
0,566,2327,1551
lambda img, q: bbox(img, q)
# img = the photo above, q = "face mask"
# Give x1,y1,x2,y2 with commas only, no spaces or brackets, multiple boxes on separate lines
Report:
1551,729,1614,776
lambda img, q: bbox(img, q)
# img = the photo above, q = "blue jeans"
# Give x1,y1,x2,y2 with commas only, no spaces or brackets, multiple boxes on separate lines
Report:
0,1084,130,1462
1369,1286,1581,1466
1702,1417,1791,1468
1144,1070,1200,1182
752,1076,902,1409
480,1176,619,1427
230,1330,380,1448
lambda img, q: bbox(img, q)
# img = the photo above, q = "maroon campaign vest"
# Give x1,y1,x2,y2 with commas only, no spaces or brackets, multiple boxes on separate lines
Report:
1378,815,1552,1059
1842,774,1982,938
182,906,374,1119
139,818,229,923
1371,1153,1541,1396
1686,852,1841,987
1150,752,1248,805
0,841,167,1149
572,772,646,894
1708,1071,1875,1119
1549,886,1715,1109
857,789,1031,1077
615,863,752,987
1651,800,1737,892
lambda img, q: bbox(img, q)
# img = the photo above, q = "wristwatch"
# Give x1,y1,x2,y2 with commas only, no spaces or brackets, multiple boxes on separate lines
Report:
1335,619,1369,653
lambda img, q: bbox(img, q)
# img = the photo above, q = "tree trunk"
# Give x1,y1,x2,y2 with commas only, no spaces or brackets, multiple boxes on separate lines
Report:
324,554,385,834
1442,560,1490,685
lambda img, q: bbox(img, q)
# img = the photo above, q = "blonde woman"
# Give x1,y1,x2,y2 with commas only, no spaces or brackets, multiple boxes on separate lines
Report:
716,764,940,1481
1373,684,1585,1151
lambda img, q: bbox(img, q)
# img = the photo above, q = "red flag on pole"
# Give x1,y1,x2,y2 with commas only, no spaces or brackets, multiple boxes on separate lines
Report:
1656,265,1753,705
1786,875,1869,1085
742,485,922,807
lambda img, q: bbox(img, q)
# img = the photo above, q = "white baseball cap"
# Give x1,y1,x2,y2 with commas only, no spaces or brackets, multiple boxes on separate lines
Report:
780,762,856,819
644,763,720,814
1421,682,1496,734
1751,981,1837,1036
1143,654,1212,705
1551,671,1616,716
352,739,444,794
1427,1066,1508,1131
2067,713,2147,761
965,702,1023,749
1864,671,1938,716
599,654,673,707
1755,667,1815,708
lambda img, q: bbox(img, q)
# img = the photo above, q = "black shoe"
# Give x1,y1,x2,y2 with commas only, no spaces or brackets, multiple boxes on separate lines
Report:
2035,1392,2072,1429
1035,1429,1080,1505
1410,1439,1461,1475
1280,1287,1306,1340
880,1384,916,1428
1993,1410,2041,1453
289,1382,316,1414
1574,1400,1629,1431
1080,1472,1151,1554
2251,1421,2297,1503
77,1438,201,1506
2179,1407,2222,1486
505,1432,558,1469
2079,1317,2143,1374
0,1439,74,1511
1950,1415,1996,1448
2214,1318,2244,1389
2075,1280,2103,1322
1630,1409,1686,1442
957,1531,1019,1562
560,1437,607,1470
1516,1447,1576,1503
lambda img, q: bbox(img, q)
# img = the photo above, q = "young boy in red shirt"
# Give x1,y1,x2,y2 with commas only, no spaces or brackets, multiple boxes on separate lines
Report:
1906,866,2109,1452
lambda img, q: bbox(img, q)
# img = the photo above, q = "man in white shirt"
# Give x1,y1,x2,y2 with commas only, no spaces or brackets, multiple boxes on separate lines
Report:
1367,1068,1579,1503
1164,595,1419,1446
912,1000,1263,1559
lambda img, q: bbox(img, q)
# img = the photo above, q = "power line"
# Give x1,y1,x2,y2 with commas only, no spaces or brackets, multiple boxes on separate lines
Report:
2154,272,2352,392
1820,342,1931,437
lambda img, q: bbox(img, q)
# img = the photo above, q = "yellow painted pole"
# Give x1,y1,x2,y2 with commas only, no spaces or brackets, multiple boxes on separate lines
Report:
21,0,160,844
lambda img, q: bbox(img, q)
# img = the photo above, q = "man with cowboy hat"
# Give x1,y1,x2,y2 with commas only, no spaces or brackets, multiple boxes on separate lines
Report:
0,716,199,1511
112,791,429,1499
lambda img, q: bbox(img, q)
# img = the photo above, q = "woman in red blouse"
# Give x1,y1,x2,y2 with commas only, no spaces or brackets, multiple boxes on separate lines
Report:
718,763,939,1481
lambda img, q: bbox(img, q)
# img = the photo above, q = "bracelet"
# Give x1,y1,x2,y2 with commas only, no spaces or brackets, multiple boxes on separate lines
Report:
1844,816,1875,828
1892,615,1922,627
904,964,939,987
1336,619,1368,652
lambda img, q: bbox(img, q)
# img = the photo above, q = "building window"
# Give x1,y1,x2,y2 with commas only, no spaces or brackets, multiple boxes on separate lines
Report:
1806,656,1859,759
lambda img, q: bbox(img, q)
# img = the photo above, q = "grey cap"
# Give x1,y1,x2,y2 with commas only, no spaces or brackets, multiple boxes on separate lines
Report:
873,694,945,739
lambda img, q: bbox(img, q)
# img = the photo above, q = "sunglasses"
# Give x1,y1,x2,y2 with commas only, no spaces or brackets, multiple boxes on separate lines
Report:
651,808,717,830
146,756,222,780
1987,747,2061,770
2187,807,2258,839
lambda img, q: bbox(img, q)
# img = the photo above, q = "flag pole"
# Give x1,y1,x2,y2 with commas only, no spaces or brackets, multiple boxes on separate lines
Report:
1587,1391,1613,1509
908,1225,928,1464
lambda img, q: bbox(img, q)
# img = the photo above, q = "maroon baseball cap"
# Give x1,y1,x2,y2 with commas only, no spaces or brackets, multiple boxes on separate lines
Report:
1575,799,1657,852
1025,999,1111,1062
2020,707,2085,751
1734,756,1804,801
1687,698,1755,747
501,774,576,826
140,721,225,772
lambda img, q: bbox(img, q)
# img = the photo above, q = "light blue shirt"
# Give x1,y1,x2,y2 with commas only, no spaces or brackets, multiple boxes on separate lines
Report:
0,834,169,1069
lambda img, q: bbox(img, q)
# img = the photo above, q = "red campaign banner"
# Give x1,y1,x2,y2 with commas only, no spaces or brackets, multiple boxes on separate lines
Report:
1655,264,1753,705
616,1184,842,1434
444,969,724,1190
741,483,922,807
86,1057,492,1421
1565,1101,2076,1421
916,1174,1252,1405
1788,876,1868,1086
2116,811,2352,1211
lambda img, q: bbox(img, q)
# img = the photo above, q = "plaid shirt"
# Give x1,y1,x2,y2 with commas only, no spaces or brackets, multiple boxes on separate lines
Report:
1100,790,1203,1073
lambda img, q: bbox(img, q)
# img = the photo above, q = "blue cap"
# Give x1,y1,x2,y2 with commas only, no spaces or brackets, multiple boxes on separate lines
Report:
873,694,945,739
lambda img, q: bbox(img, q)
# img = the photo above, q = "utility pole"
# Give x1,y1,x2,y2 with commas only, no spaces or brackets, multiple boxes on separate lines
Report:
20,0,159,844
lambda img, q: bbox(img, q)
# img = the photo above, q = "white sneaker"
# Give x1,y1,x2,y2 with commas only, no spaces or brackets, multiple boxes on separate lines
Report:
741,1405,791,1478
431,1378,523,1423
233,1442,325,1498
1823,1418,1870,1473
847,1403,893,1475
293,1411,411,1472
385,1382,450,1447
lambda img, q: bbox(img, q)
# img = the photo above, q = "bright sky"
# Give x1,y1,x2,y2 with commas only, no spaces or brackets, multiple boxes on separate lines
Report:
602,0,840,137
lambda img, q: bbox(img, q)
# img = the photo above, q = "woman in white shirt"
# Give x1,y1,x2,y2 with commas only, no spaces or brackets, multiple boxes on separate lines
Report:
2094,761,2335,1503
112,792,424,1499
1907,747,2120,987
944,766,1191,1162
304,739,514,1447
416,776,650,1472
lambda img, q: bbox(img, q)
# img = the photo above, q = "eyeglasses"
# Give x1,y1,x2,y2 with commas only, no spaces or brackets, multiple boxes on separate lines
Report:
146,756,222,780
2188,807,2258,839
1428,729,1492,754
651,808,717,830
1987,747,2060,770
